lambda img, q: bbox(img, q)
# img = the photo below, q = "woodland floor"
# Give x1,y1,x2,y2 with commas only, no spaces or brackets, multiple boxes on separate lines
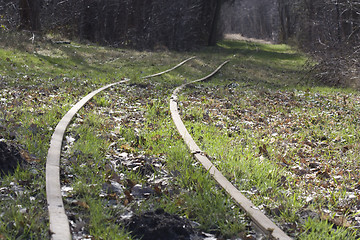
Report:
0,32,360,239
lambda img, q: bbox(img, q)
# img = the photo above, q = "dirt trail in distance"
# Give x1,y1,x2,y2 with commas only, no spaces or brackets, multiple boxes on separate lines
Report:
223,34,273,44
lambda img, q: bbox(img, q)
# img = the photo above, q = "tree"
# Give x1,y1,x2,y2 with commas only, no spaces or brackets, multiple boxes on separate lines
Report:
76,0,221,50
277,0,360,87
208,0,224,46
19,0,41,31
220,0,279,41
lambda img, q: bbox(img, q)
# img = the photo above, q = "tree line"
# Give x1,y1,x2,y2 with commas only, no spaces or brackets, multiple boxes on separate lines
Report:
0,0,358,86
2,0,358,51
220,0,279,42
278,0,359,87
220,0,359,87
0,0,224,50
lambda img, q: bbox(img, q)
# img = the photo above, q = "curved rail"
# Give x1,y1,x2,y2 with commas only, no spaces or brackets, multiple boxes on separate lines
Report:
46,57,195,240
169,61,292,240
46,80,129,240
141,56,195,79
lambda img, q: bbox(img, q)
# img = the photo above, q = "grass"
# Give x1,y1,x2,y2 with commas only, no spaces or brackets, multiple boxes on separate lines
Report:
299,219,356,240
0,30,359,239
178,77,360,238
0,166,48,239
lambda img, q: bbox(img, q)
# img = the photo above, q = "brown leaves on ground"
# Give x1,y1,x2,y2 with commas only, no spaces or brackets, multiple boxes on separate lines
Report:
181,85,360,229
20,149,40,163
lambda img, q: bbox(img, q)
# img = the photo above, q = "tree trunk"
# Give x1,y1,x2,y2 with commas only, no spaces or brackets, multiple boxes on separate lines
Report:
19,0,41,31
278,0,291,42
208,0,222,46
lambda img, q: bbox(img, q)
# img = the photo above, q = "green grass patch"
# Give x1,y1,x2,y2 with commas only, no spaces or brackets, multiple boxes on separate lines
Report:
1,31,359,239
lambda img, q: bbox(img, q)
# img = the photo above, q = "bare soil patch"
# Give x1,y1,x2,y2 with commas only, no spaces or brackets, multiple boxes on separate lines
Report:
0,141,24,176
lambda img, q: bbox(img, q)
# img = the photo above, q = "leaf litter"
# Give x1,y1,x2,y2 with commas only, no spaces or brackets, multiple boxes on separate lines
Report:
179,83,360,235
1,73,358,238
2,41,358,238
0,76,123,238
57,82,252,240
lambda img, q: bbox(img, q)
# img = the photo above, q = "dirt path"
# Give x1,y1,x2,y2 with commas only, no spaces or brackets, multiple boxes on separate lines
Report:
224,33,273,44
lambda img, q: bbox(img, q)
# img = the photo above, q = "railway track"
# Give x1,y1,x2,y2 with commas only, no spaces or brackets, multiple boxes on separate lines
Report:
46,57,194,240
170,61,292,240
46,57,292,239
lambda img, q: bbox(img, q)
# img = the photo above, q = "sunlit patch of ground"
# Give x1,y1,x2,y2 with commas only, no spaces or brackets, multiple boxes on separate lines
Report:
1,31,359,239
223,33,274,44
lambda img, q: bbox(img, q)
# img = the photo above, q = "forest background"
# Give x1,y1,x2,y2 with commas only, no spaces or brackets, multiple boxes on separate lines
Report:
0,0,359,89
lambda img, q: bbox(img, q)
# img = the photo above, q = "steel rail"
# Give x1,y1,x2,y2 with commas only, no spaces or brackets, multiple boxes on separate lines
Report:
141,56,195,79
169,61,292,240
46,57,195,240
46,80,129,240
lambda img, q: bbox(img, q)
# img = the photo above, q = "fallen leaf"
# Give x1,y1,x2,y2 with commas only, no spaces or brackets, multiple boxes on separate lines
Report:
342,145,353,153
126,179,136,188
280,157,290,165
121,144,135,153
259,144,269,157
73,200,89,209
153,185,162,195
151,134,161,141
20,150,40,163
331,216,351,227
124,189,134,204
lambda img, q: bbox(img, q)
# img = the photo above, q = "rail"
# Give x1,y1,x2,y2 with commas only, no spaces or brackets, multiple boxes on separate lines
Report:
45,57,195,240
46,57,292,239
169,61,292,240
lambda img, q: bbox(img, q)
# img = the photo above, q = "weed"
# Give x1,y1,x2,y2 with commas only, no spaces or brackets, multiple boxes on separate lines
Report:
299,218,356,240
0,32,359,239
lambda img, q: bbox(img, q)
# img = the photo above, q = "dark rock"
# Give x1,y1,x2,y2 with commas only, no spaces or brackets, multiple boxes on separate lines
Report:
125,208,194,240
0,141,25,176
308,162,320,169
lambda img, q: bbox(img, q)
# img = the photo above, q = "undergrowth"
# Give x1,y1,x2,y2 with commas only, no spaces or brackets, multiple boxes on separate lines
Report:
0,31,359,239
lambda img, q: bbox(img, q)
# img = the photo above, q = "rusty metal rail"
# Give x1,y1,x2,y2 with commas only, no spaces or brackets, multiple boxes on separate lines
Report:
46,80,129,240
141,56,195,79
45,56,291,240
45,57,195,240
169,61,292,240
